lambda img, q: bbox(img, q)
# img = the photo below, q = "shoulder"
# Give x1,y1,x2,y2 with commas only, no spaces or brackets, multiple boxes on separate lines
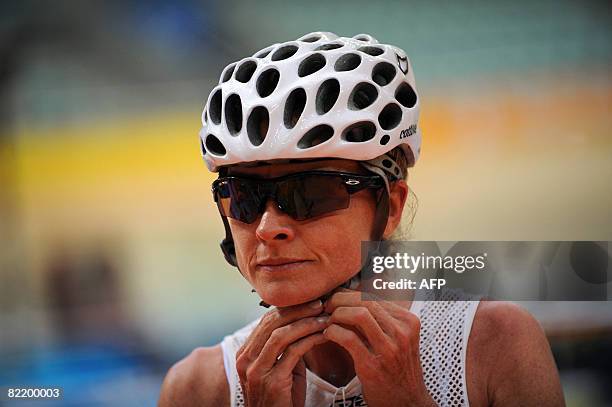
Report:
158,344,230,407
468,301,551,372
466,301,564,406
471,300,542,344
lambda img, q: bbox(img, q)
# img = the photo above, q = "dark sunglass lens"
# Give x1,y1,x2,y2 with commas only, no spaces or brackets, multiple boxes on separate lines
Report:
217,179,262,223
278,175,350,220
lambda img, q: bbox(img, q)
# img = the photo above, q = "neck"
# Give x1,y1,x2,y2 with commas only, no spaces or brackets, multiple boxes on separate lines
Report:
303,340,356,387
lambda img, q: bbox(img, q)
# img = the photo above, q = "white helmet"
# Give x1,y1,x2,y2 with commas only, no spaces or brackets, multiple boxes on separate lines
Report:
199,31,422,173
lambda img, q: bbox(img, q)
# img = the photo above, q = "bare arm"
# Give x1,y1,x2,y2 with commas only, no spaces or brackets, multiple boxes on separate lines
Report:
158,345,230,407
468,301,565,407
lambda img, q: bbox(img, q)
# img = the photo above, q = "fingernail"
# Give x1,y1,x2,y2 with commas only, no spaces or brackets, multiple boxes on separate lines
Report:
316,316,329,324
308,300,322,309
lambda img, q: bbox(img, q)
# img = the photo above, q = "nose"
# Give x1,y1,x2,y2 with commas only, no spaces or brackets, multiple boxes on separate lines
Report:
255,200,296,242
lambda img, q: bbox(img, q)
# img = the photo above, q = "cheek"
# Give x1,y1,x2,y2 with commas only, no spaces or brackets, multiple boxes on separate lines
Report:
228,221,258,280
309,195,377,273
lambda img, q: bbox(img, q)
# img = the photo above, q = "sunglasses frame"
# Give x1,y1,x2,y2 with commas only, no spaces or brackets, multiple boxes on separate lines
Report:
211,171,385,224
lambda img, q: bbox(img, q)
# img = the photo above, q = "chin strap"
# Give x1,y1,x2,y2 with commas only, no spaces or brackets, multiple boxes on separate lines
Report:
220,215,238,267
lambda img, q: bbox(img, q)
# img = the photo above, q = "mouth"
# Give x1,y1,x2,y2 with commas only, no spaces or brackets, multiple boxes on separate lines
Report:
256,259,314,272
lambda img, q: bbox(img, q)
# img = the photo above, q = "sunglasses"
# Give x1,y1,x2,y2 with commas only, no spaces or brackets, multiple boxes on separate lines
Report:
212,171,385,224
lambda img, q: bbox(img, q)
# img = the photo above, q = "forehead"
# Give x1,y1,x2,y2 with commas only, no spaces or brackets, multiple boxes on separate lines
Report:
226,159,364,178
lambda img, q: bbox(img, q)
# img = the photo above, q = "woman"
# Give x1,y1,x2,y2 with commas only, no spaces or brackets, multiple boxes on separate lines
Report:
159,32,564,406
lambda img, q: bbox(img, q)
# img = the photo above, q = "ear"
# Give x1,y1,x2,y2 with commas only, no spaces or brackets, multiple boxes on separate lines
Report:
383,180,409,239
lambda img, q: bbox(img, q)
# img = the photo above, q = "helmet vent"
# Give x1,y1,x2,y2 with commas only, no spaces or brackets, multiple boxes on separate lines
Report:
395,82,417,108
353,34,371,42
298,125,334,149
358,46,384,56
298,53,326,77
203,109,208,123
254,46,273,58
221,63,236,83
205,134,227,156
315,42,343,51
247,106,269,146
380,134,390,145
256,68,280,98
316,79,340,115
209,89,222,125
372,62,396,86
235,60,257,83
348,82,378,110
342,121,376,143
283,88,307,129
378,103,402,130
272,44,299,61
300,34,321,43
224,94,243,135
334,53,361,72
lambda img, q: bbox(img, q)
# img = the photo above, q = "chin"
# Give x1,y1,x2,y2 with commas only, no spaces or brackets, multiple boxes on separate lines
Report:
258,282,327,308
252,265,358,307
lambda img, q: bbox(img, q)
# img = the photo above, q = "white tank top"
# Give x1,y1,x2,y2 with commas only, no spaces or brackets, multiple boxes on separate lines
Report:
220,290,480,407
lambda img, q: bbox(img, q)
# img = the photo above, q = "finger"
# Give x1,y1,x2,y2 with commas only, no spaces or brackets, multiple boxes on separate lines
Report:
323,324,371,371
329,306,390,354
373,297,415,321
291,357,308,407
366,296,422,343
329,287,413,326
272,332,327,378
324,291,397,336
324,290,371,314
252,315,329,371
376,306,422,347
240,299,324,361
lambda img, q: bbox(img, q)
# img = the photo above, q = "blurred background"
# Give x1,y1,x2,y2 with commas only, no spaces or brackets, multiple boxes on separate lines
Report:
0,0,610,405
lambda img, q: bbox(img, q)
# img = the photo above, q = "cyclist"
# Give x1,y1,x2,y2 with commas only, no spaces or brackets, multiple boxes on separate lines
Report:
159,32,564,407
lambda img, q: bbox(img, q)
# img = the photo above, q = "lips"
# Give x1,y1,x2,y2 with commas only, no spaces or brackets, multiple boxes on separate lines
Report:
257,258,309,266
256,258,313,271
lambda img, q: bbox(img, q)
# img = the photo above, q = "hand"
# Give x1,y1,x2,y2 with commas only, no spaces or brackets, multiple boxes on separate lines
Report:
235,300,328,407
323,288,436,407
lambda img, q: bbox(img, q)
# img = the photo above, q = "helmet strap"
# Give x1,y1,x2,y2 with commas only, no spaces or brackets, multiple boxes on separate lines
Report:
220,215,238,267
358,160,392,241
